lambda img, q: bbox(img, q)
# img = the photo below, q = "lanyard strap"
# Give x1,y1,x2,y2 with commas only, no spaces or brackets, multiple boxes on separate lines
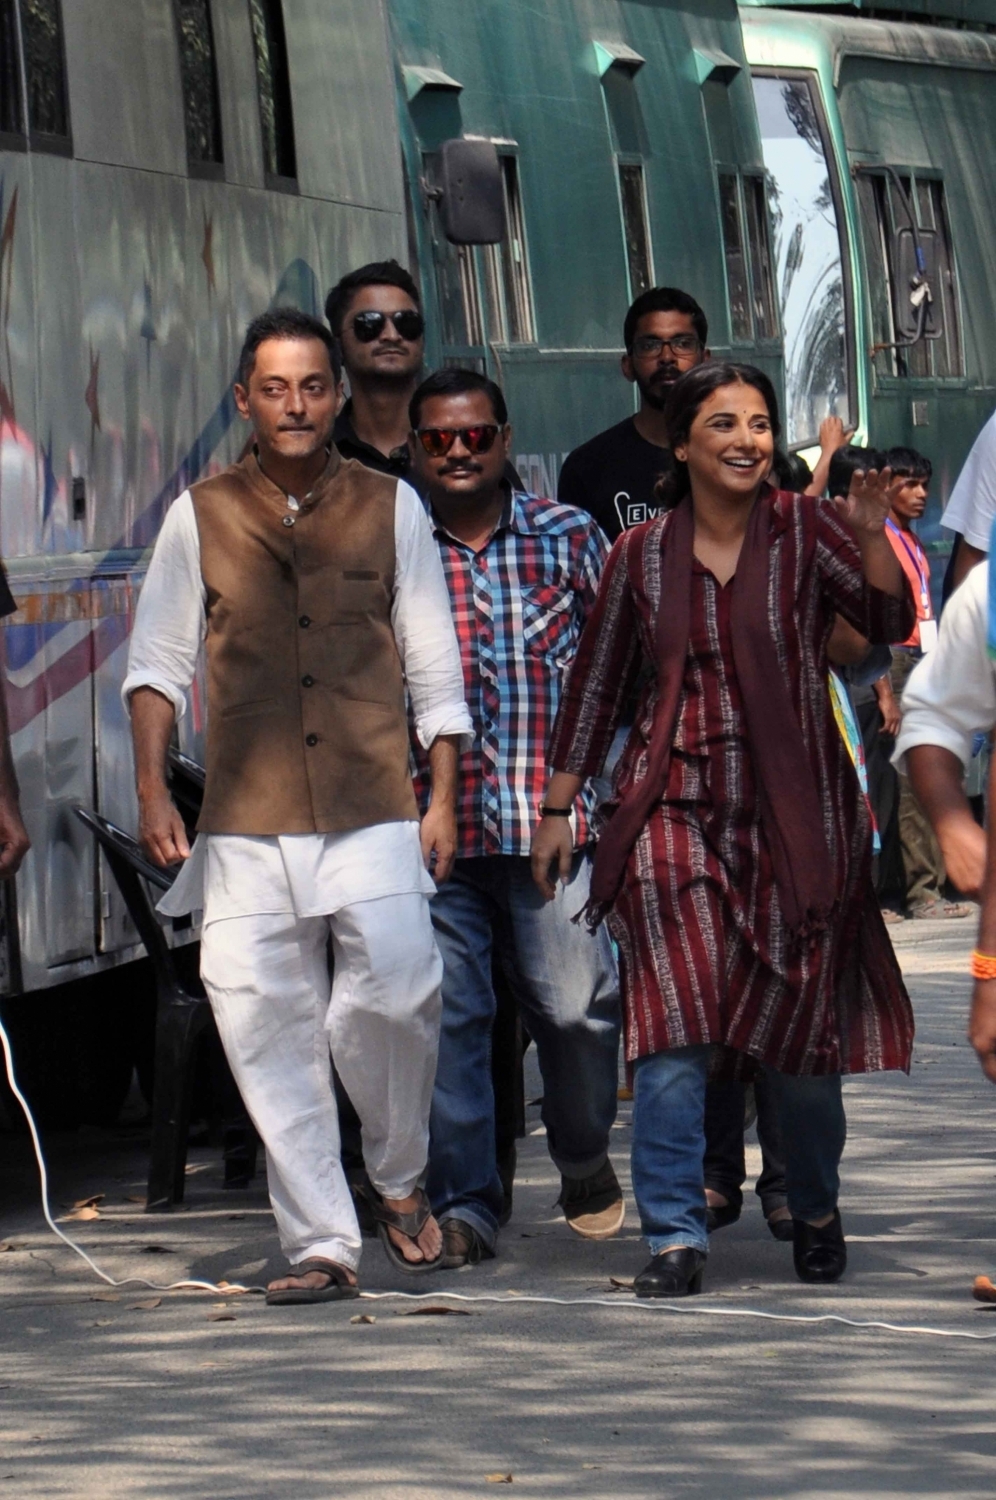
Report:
886,519,931,611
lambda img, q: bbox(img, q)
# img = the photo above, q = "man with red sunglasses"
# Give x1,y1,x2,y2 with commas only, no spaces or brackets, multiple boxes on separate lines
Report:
408,367,623,1270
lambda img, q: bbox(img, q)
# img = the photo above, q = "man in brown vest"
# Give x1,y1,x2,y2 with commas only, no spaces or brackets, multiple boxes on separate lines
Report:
124,309,472,1300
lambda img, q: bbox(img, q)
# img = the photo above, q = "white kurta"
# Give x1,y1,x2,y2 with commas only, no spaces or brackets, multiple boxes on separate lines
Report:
940,407,996,551
893,561,995,772
122,478,473,921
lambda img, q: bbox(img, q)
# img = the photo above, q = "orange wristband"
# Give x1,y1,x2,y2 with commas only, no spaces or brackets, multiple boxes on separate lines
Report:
971,951,996,981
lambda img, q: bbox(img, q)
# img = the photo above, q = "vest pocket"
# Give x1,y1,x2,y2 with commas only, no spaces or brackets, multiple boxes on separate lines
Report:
220,697,279,720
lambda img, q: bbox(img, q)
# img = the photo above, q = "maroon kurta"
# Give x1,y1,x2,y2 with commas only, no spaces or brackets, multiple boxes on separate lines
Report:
549,490,915,1077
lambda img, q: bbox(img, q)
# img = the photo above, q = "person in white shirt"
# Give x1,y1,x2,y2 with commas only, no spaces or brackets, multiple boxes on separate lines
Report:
940,407,996,591
893,559,996,1302
124,309,473,1303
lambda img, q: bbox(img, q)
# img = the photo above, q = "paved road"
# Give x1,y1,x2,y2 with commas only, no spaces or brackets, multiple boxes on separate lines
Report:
2,920,996,1498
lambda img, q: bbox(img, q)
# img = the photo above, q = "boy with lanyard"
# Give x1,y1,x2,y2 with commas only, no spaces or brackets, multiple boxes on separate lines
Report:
885,446,970,919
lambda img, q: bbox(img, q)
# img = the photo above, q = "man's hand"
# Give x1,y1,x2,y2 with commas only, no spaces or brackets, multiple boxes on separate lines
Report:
969,980,996,1084
0,796,30,878
138,785,190,868
531,815,574,901
818,414,855,457
937,817,986,898
874,679,902,738
420,800,457,885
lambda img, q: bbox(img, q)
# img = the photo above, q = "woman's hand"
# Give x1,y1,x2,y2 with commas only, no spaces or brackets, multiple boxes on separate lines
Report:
969,979,996,1084
531,815,575,901
832,466,904,536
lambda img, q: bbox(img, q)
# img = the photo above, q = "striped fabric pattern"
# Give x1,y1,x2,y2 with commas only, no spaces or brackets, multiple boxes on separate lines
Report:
411,490,608,859
549,489,916,1077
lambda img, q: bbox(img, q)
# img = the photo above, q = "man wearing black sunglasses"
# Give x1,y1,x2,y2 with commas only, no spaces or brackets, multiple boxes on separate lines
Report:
557,286,709,540
325,260,426,479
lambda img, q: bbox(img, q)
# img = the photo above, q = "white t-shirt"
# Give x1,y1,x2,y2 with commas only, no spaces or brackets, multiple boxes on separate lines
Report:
940,407,996,551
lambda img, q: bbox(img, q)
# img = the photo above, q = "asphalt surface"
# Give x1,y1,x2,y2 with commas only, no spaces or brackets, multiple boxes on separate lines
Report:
2,918,995,1498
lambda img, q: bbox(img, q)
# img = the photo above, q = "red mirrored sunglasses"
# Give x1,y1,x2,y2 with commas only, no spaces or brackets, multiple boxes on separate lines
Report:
415,425,500,458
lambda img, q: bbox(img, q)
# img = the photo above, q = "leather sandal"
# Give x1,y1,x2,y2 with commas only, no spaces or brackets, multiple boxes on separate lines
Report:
441,1218,495,1269
792,1209,847,1283
357,1178,444,1275
633,1247,706,1299
265,1258,359,1305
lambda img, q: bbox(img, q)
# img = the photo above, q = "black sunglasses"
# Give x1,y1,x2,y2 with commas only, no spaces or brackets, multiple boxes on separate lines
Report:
350,309,425,343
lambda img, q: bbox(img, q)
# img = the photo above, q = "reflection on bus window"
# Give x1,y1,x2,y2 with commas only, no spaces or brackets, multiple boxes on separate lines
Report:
752,73,851,447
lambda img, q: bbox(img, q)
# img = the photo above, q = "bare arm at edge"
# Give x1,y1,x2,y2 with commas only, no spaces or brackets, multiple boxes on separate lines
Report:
952,537,987,592
0,669,29,878
131,685,191,868
907,743,985,898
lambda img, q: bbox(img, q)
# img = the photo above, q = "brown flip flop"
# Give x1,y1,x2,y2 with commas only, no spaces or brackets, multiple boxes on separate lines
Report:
265,1257,360,1305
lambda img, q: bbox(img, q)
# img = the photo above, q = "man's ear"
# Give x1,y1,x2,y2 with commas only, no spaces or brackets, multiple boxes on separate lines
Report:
621,354,636,384
333,379,346,418
233,383,251,421
501,423,513,455
703,348,712,364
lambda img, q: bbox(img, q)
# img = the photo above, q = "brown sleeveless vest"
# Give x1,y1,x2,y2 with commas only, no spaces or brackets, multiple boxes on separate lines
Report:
190,448,418,836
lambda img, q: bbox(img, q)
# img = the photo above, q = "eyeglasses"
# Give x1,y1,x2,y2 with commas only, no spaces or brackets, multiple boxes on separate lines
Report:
631,333,701,359
350,309,425,343
415,425,500,458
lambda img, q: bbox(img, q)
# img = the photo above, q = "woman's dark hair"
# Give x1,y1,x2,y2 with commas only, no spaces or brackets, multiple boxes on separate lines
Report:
655,363,781,509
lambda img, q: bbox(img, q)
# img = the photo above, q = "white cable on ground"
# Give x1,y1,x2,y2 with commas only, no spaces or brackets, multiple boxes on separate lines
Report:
5,1013,996,1339
358,1289,996,1342
1,1013,262,1297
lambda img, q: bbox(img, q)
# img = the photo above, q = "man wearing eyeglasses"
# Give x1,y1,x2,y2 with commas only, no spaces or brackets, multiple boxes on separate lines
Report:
325,260,426,479
407,367,623,1270
557,286,710,539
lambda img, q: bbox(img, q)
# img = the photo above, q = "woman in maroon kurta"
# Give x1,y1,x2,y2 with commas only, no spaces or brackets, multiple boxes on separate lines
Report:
533,365,915,1298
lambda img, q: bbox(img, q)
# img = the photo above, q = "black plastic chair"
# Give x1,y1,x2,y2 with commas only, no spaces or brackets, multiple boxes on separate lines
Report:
73,806,212,1210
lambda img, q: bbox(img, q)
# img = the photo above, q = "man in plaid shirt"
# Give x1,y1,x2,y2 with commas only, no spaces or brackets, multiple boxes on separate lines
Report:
408,368,622,1269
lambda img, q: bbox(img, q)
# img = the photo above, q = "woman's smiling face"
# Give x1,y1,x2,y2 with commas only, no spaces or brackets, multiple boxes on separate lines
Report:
674,381,775,500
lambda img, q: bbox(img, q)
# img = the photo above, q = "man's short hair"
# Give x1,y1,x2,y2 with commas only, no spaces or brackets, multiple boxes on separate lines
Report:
886,445,933,483
324,259,421,336
237,308,341,387
827,444,885,498
623,286,708,353
409,368,508,430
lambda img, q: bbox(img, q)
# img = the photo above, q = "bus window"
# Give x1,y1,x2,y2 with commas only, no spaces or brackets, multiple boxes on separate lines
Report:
174,0,224,176
855,169,963,380
249,0,296,187
744,174,779,341
752,73,852,447
483,153,537,343
617,162,653,301
2,0,70,151
717,172,752,342
0,0,23,141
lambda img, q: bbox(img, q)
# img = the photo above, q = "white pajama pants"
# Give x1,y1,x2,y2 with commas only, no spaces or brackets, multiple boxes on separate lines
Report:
199,893,443,1272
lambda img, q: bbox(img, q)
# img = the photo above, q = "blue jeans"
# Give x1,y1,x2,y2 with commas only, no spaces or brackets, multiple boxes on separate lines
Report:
427,853,621,1250
631,1045,846,1255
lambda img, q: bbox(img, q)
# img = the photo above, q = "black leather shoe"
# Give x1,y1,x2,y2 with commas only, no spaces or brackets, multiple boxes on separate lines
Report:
705,1201,741,1234
766,1213,795,1243
633,1247,706,1299
793,1209,846,1283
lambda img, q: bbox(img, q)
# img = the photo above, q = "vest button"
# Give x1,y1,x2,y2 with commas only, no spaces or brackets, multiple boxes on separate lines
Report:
282,515,295,527
299,615,311,628
301,675,314,688
305,733,319,747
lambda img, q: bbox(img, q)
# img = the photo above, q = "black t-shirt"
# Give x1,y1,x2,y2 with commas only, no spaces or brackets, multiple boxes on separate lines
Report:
557,417,674,541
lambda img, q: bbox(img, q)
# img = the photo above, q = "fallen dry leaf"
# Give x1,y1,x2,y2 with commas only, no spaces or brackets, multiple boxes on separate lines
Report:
90,1291,119,1303
0,1241,22,1253
582,1463,602,1470
227,1213,246,1221
485,1476,513,1485
207,1313,236,1322
129,1298,161,1311
92,1319,113,1328
184,1163,211,1176
350,1313,376,1325
396,1305,471,1317
68,1193,105,1211
141,1245,174,1255
63,1206,100,1222
124,1195,146,1205
608,1277,634,1291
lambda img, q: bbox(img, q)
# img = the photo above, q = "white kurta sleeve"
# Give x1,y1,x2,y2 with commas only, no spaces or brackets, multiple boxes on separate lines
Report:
893,563,996,773
391,480,473,750
121,491,206,722
941,408,996,551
